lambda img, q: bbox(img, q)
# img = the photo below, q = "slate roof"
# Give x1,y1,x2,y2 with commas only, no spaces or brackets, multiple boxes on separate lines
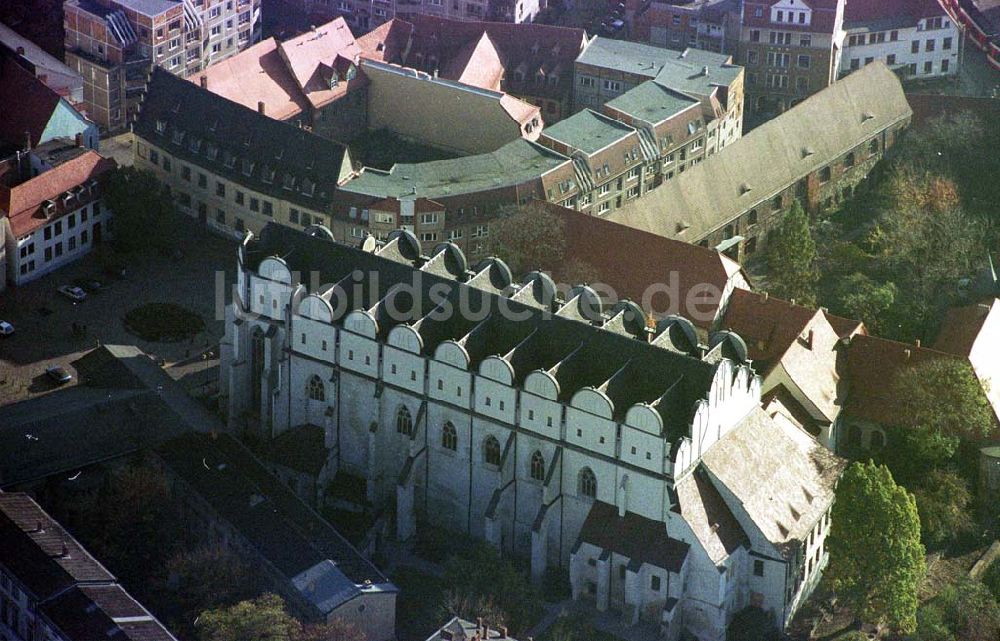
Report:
156,432,393,615
674,465,748,564
426,617,521,641
1,149,116,237
270,424,328,475
340,138,569,199
575,500,690,572
541,109,638,155
135,68,349,212
0,494,178,641
701,408,846,558
607,62,912,243
0,56,63,148
247,223,722,434
543,203,749,330
577,39,739,99
604,80,700,125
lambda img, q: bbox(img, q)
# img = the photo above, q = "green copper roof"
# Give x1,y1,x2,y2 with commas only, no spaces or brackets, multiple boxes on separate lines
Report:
606,80,700,124
541,109,637,155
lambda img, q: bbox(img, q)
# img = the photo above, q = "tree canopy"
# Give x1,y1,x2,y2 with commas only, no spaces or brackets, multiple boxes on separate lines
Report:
766,200,818,307
104,166,179,253
196,594,366,641
826,462,925,633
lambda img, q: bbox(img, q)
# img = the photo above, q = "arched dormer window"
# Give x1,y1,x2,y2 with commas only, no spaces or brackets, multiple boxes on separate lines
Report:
483,435,501,466
530,450,545,481
442,421,457,451
396,405,413,436
307,374,325,401
579,467,596,498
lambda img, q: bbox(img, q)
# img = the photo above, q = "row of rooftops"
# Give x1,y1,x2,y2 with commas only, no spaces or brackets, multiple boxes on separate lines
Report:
243,224,752,436
0,493,178,641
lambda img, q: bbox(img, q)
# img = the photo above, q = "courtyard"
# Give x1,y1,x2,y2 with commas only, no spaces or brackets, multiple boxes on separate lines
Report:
0,217,237,406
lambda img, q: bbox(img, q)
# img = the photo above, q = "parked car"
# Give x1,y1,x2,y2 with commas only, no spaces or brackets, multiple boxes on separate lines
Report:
45,365,72,384
0,321,13,336
57,285,87,302
73,277,105,293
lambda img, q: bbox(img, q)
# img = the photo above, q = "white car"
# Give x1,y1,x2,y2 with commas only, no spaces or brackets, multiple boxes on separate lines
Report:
57,285,87,302
0,321,13,336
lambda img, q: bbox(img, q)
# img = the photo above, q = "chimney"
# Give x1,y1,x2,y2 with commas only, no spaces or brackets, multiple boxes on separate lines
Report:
805,329,814,349
75,132,83,147
35,519,45,533
914,339,921,348
258,100,266,115
903,348,911,361
59,539,70,558
762,291,769,301
702,65,709,76
499,626,508,638
200,74,208,89
24,130,31,151
38,73,47,85
16,46,24,56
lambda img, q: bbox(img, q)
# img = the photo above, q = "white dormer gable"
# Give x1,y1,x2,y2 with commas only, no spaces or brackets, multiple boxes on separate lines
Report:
771,0,811,27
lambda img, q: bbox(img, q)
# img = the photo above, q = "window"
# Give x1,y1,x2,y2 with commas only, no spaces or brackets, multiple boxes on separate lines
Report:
941,59,950,73
747,209,758,226
869,138,880,154
290,208,299,224
484,436,501,466
771,195,782,211
943,37,952,50
924,60,933,74
396,406,413,436
800,34,811,47
911,40,920,54
442,422,457,451
887,53,896,65
890,30,898,41
651,575,661,591
307,374,325,401
819,166,832,183
602,79,621,93
750,29,760,43
150,149,159,164
216,182,225,197
797,54,810,69
262,201,273,217
926,39,935,52
250,198,259,212
579,467,596,498
198,173,207,188
754,560,765,577
747,50,758,65
530,451,545,481
844,152,855,168
181,165,191,181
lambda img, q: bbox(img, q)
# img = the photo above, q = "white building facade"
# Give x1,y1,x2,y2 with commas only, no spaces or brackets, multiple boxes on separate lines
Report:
841,3,960,79
220,224,844,641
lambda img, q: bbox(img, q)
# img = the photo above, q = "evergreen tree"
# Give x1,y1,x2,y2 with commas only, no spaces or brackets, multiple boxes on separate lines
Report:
826,462,925,634
766,200,818,307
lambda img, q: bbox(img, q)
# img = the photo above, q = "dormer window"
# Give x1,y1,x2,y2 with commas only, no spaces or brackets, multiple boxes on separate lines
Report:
261,166,275,184
188,137,201,153
301,178,315,197
155,119,166,133
223,150,236,168
205,143,219,160
282,173,296,190
241,158,255,176
171,129,185,145
43,199,56,217
346,64,357,80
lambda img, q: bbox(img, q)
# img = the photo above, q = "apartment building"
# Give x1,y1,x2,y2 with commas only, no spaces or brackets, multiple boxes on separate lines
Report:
0,139,116,290
281,0,543,34
0,493,178,641
607,62,911,262
841,0,960,79
573,39,745,154
0,22,85,107
632,0,742,54
737,0,846,118
63,0,262,131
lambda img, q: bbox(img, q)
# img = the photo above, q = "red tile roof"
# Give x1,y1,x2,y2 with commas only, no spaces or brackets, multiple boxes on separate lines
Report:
933,299,999,356
720,289,821,372
843,334,957,425
440,31,505,91
1,150,116,237
196,38,311,121
356,18,414,63
0,56,62,148
845,0,947,23
280,17,364,109
543,203,749,329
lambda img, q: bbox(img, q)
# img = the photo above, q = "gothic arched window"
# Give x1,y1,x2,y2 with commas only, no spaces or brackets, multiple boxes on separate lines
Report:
483,435,501,466
396,406,413,436
442,422,457,451
530,450,545,481
579,467,597,499
307,374,324,402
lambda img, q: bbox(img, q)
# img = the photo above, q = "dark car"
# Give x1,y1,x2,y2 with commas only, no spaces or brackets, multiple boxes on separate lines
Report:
45,365,73,384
